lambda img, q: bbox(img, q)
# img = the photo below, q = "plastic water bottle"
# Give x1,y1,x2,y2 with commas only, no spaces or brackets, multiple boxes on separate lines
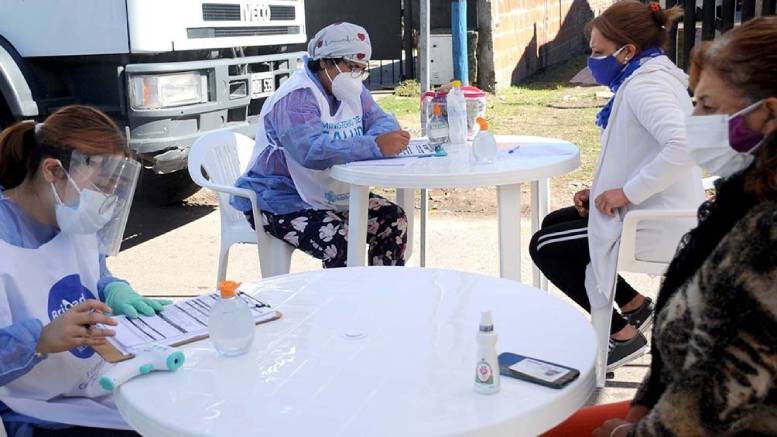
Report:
427,103,449,147
446,80,467,145
208,281,255,357
472,117,498,164
474,310,500,394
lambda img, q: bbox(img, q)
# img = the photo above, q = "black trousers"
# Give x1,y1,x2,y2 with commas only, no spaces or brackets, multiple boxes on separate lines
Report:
529,206,638,334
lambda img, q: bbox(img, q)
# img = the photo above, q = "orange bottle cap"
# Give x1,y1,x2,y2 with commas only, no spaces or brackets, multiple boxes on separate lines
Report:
476,117,489,130
218,280,240,298
433,104,442,116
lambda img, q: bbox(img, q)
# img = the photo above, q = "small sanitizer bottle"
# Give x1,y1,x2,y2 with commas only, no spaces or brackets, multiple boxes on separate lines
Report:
474,310,500,394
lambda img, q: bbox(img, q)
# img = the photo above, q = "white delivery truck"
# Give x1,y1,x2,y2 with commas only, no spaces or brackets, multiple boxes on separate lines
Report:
0,0,306,203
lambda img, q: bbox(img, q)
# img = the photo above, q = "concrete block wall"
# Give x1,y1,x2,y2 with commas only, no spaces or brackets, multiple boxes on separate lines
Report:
477,0,615,90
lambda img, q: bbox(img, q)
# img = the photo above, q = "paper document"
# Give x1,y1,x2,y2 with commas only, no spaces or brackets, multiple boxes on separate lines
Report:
396,138,439,157
103,292,278,354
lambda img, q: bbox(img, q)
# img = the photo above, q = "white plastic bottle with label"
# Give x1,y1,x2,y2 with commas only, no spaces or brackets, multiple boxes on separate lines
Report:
474,310,501,394
446,80,468,145
472,117,498,164
208,281,255,357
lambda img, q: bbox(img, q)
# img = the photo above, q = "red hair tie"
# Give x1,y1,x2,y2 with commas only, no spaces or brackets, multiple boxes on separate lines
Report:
649,3,662,12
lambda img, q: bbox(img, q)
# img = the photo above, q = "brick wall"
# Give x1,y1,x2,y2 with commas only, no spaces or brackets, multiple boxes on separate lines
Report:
480,0,614,89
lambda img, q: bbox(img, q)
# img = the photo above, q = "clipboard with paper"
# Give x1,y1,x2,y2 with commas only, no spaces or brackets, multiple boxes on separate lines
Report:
395,138,446,158
93,291,281,363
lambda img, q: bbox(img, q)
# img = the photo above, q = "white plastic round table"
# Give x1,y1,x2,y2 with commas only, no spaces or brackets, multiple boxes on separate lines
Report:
330,136,580,286
115,268,597,437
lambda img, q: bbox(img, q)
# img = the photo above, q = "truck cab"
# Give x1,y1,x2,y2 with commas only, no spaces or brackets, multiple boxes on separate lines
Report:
0,0,306,203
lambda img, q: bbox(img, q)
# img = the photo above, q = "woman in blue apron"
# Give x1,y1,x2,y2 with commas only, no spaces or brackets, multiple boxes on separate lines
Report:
232,23,411,268
0,105,170,436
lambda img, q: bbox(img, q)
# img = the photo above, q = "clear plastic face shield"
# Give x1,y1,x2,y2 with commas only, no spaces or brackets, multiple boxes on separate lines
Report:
50,151,141,256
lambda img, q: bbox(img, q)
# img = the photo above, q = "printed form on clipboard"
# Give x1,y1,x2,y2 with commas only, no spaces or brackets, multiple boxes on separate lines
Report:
396,138,443,158
104,292,280,355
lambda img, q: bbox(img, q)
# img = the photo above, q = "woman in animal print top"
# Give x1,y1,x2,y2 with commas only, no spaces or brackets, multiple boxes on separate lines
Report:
544,16,777,437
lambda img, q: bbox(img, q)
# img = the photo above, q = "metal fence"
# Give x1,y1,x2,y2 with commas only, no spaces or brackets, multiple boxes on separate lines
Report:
665,0,777,69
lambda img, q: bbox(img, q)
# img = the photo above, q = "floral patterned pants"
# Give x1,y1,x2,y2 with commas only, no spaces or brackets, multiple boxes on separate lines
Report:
245,194,407,268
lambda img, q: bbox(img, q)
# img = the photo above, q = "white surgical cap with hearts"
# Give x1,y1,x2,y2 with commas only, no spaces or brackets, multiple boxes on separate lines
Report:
307,22,372,66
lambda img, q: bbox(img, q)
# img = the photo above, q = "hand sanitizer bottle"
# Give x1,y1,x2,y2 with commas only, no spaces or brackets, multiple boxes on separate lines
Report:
474,310,500,394
208,281,255,357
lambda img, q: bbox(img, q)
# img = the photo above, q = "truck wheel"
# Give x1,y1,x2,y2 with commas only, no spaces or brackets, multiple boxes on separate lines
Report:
136,169,201,205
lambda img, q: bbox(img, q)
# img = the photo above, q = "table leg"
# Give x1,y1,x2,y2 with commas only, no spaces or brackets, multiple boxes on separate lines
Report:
346,185,370,267
396,188,415,263
497,184,521,282
420,188,428,267
530,179,551,290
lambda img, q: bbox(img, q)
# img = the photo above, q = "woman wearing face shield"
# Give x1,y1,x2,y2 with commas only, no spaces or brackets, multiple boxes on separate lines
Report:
0,105,170,436
232,22,410,268
529,1,705,372
544,16,777,437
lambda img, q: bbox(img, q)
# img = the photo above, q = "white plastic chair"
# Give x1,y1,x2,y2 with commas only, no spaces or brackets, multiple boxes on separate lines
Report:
188,131,295,286
591,209,698,387
591,176,719,386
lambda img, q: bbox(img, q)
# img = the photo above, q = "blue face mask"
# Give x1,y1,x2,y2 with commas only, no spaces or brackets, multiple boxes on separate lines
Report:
587,46,627,86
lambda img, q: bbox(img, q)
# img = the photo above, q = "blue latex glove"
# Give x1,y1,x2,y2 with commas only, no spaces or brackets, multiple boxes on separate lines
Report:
104,282,172,318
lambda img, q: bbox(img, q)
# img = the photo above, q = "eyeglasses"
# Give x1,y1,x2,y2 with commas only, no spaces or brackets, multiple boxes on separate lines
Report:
338,61,369,80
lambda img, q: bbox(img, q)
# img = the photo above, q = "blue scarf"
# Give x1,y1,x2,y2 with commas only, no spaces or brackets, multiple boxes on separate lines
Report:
596,48,664,129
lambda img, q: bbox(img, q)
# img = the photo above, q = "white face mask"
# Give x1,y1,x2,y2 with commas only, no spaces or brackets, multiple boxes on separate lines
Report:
326,64,363,104
50,170,117,235
686,101,766,178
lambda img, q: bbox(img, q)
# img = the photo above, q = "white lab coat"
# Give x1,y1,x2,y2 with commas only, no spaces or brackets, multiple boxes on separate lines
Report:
585,56,705,309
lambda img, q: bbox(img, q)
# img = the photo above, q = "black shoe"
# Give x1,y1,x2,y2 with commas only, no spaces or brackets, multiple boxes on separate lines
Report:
623,297,654,334
607,332,649,371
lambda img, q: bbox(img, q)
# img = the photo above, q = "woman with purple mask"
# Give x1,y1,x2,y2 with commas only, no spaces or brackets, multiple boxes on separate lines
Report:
232,23,410,268
545,16,777,437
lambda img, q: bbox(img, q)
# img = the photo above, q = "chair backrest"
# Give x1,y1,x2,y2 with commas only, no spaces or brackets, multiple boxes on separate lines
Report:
617,209,700,276
188,131,257,227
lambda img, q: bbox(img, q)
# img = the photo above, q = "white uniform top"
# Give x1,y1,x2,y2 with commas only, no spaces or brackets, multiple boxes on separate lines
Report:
585,56,706,309
0,232,128,430
252,69,365,211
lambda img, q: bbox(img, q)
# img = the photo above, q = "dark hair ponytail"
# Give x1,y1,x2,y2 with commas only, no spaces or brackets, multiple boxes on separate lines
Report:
0,121,37,189
0,105,127,190
588,0,683,52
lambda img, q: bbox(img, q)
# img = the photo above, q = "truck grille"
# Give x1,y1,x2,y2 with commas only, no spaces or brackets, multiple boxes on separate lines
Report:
202,4,240,21
269,6,296,20
202,4,296,21
188,26,301,38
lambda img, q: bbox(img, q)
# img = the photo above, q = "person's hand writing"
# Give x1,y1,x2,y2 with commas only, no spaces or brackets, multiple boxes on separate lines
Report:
573,188,591,217
595,188,630,217
36,300,116,354
376,130,410,156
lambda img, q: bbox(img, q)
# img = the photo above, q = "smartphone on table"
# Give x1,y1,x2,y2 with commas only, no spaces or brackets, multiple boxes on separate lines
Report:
498,352,580,389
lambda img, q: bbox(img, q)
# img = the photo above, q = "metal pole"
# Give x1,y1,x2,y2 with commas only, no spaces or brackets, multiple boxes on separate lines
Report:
419,0,430,267
451,0,469,84
419,0,430,92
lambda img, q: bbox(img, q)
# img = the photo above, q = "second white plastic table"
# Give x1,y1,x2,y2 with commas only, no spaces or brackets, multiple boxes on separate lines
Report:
331,135,580,285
